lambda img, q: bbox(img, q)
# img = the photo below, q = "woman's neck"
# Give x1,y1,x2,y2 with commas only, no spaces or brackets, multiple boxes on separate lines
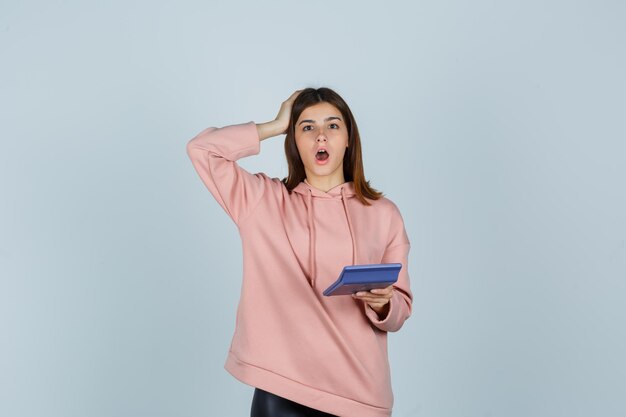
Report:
304,176,346,193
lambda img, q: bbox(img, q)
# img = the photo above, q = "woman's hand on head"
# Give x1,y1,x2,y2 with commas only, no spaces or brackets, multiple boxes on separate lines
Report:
274,89,304,134
256,89,304,141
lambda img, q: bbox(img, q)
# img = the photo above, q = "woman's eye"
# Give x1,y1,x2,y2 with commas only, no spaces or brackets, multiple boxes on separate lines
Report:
303,124,338,131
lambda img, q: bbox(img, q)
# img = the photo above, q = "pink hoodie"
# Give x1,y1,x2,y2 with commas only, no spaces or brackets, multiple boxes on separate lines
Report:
186,121,413,417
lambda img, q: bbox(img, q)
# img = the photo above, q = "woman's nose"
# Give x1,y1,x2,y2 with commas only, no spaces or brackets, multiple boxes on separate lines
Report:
316,135,327,142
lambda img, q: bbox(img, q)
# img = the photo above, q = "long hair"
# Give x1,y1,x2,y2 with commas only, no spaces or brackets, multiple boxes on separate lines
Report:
281,87,383,206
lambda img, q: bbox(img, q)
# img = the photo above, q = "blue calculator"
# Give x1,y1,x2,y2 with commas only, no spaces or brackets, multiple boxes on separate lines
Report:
323,263,401,296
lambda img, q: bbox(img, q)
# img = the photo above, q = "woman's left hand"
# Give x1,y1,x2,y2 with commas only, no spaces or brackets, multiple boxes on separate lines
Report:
352,285,393,316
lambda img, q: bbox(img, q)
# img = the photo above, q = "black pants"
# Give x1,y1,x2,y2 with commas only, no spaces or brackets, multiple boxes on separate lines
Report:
250,388,338,417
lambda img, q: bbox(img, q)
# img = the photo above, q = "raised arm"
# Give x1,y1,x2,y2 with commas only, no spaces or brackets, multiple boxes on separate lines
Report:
186,121,268,225
185,90,303,225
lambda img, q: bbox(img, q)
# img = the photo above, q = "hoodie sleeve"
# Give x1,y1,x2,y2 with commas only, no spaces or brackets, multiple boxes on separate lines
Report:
363,202,413,332
186,121,267,226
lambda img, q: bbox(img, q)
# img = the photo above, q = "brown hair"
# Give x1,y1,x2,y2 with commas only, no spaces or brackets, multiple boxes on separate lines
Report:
281,87,384,206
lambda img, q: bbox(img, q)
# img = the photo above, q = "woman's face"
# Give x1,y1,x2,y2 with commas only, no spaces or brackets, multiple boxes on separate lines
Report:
294,102,349,182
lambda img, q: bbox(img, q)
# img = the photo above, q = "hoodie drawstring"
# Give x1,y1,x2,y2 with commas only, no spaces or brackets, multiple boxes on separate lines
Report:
341,186,357,267
303,184,357,287
306,189,316,286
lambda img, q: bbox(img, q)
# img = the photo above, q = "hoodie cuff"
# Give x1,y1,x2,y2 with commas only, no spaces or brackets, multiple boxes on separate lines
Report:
218,120,261,160
365,303,390,322
363,290,396,324
187,120,260,161
363,289,397,330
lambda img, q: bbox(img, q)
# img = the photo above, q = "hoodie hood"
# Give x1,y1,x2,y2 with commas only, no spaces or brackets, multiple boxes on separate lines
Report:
292,180,358,287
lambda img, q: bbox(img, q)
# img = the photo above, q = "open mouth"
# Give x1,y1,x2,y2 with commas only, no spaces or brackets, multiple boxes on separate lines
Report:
315,149,329,161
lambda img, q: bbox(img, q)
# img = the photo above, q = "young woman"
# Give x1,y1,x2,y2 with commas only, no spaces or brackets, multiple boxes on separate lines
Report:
186,87,413,417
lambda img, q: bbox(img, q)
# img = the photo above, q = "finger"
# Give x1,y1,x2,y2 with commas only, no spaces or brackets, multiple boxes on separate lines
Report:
353,292,383,298
355,288,388,295
354,290,390,297
353,294,391,302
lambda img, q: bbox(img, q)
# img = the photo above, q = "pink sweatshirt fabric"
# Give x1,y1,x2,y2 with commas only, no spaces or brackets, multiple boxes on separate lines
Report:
186,121,413,417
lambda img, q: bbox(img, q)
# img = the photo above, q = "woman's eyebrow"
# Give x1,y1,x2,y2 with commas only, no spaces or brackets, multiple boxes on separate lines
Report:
298,116,342,125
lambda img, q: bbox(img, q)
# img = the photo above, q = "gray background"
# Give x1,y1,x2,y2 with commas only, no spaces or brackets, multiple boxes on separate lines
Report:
1,1,625,416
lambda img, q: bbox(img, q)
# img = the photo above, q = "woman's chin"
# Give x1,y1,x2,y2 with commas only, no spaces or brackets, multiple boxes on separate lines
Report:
307,163,341,178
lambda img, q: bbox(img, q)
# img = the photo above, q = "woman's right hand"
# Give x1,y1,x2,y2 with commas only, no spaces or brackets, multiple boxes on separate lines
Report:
274,89,304,134
256,89,304,141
